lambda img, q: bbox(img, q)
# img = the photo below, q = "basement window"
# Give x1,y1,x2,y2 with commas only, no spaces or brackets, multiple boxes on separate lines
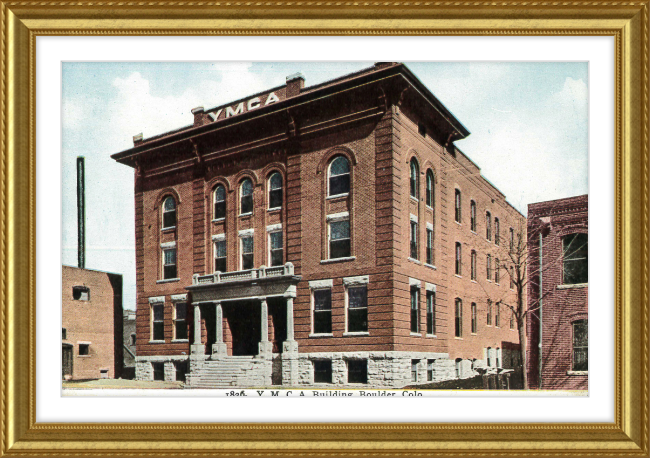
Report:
152,362,165,381
313,360,332,384
348,359,368,384
72,286,90,301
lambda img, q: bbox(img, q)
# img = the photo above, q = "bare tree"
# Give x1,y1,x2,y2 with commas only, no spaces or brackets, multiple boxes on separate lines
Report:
476,215,587,389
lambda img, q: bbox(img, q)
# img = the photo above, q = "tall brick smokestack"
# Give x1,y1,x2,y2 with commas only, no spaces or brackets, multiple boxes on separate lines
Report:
77,156,85,269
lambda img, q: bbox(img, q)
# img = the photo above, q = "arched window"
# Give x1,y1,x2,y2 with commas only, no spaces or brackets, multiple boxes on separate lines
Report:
328,156,350,196
455,189,461,223
410,158,419,199
495,218,500,245
213,185,226,220
455,242,462,276
162,196,176,229
495,258,500,283
426,169,434,207
470,200,477,232
487,254,492,280
240,178,253,215
486,211,492,241
471,250,477,281
268,172,283,210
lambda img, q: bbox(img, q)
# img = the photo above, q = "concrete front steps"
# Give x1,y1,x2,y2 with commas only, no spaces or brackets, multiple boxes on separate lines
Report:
185,356,271,388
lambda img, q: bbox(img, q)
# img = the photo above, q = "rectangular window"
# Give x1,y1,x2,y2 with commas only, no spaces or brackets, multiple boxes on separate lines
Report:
241,236,254,270
410,286,419,333
455,298,463,338
495,302,501,327
573,320,588,371
410,220,418,260
426,228,433,265
329,219,351,259
152,362,165,381
455,189,461,223
72,286,90,301
487,300,492,326
174,303,187,340
418,122,426,137
152,303,164,341
174,361,188,382
313,289,332,334
510,266,515,289
62,328,67,340
510,310,516,330
510,227,515,252
471,251,477,281
347,286,368,333
495,218,500,245
471,302,477,334
348,359,368,384
79,343,89,356
427,359,434,381
411,360,419,382
563,233,588,284
455,242,462,276
313,360,333,383
470,200,476,232
163,248,177,279
426,291,435,335
214,239,227,273
269,231,283,267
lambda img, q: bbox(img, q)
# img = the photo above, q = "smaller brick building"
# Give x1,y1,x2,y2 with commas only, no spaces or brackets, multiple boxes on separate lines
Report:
62,266,124,380
526,195,588,390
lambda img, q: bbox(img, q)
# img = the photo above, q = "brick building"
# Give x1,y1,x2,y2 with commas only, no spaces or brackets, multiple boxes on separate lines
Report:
62,266,124,380
526,195,588,390
112,63,525,388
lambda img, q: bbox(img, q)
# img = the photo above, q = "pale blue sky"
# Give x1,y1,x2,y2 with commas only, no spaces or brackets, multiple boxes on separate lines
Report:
62,62,589,310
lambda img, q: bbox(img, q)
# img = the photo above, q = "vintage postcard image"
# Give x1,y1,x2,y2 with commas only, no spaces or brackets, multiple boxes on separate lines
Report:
61,62,588,394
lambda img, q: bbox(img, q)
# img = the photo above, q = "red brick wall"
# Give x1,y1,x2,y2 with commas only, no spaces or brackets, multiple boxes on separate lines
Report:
62,266,122,380
393,102,524,360
527,195,588,389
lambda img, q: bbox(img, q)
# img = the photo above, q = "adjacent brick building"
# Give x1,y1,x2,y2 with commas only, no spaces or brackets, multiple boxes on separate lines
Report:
526,195,588,390
112,63,525,388
62,266,124,380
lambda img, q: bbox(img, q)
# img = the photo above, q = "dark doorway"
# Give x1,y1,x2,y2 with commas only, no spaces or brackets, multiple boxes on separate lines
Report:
62,344,73,379
225,301,260,356
269,298,287,353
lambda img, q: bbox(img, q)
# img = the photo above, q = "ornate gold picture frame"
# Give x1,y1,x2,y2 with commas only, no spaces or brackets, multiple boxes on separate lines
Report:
1,3,648,456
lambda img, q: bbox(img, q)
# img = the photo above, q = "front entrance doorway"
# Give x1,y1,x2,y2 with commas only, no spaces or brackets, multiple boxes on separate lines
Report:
224,301,261,356
62,344,73,379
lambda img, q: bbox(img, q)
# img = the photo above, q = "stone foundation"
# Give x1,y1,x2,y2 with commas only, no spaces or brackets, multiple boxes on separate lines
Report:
137,348,510,388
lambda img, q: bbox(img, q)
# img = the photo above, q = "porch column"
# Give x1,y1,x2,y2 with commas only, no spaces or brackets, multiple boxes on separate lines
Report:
212,301,227,357
191,302,204,356
283,288,298,354
258,297,272,356
282,289,298,387
286,296,295,341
